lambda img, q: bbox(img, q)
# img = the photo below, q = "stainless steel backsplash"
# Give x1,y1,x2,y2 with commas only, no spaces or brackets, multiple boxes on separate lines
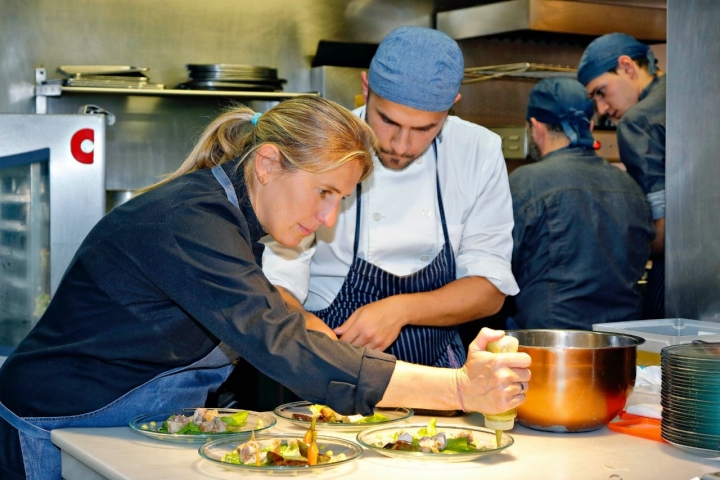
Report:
0,0,433,188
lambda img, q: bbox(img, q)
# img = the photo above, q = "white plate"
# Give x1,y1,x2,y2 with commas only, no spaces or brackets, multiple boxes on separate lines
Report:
198,434,363,473
129,408,276,443
273,401,413,432
665,438,720,460
356,422,514,462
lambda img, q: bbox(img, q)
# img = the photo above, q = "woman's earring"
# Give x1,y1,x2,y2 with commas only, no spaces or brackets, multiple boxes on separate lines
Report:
259,176,267,186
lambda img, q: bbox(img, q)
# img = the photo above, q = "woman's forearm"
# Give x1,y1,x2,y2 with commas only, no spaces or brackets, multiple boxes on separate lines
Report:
378,328,532,415
377,361,459,410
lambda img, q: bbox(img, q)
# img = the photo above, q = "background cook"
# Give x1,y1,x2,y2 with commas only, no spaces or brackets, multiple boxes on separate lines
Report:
262,26,518,367
507,77,654,330
578,33,666,319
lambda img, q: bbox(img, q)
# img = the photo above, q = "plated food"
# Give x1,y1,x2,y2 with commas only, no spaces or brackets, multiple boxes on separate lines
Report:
198,434,363,472
129,407,276,443
356,419,514,462
274,401,413,431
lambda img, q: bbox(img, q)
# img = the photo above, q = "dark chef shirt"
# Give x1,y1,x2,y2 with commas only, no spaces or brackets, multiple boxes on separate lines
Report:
617,75,666,203
0,159,395,422
508,147,655,329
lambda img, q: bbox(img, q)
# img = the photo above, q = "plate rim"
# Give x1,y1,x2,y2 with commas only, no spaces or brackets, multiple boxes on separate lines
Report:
197,432,364,471
355,421,514,460
128,407,276,441
273,401,414,429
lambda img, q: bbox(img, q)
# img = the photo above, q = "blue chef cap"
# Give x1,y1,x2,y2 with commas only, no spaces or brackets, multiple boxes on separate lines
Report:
577,33,657,86
526,77,596,148
368,26,464,112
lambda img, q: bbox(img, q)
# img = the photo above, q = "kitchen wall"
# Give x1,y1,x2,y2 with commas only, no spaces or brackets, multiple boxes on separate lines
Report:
666,0,720,322
0,0,434,112
0,0,433,189
0,1,666,184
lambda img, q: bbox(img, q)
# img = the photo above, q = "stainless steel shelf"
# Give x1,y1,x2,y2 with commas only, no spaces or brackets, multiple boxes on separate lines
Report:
34,66,318,113
0,193,31,203
463,63,577,84
1,274,28,289
56,86,318,99
0,220,26,232
0,245,26,260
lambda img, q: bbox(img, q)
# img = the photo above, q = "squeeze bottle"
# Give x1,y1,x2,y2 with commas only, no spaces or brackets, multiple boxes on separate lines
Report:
484,335,520,446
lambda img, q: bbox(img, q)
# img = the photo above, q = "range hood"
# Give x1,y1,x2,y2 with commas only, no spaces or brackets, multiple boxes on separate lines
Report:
436,0,666,42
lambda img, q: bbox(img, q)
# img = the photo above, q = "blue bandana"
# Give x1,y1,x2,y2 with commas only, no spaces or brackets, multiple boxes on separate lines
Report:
368,26,464,112
578,33,657,86
526,78,595,148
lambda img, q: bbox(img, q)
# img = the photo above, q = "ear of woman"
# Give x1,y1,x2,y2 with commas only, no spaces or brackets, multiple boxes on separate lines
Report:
254,144,283,186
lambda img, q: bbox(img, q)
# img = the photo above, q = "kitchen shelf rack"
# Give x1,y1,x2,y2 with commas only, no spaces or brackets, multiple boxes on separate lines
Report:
0,159,49,346
34,68,317,114
463,62,577,84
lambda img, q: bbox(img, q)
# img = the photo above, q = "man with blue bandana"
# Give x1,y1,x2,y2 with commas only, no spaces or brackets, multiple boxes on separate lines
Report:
507,78,654,330
578,33,666,319
263,26,518,367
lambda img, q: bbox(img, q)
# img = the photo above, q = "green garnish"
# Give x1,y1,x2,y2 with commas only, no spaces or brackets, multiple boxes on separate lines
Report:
220,410,250,429
416,417,437,437
355,412,390,424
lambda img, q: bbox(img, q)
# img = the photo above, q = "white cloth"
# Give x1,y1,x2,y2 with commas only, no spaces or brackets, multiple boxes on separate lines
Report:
262,107,519,310
635,365,662,387
626,403,662,420
626,366,662,419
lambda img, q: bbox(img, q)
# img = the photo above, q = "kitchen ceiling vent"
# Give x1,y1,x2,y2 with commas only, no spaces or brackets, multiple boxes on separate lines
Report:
436,0,666,42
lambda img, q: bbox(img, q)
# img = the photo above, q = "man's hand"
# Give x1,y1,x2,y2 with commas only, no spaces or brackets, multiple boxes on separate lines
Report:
334,296,409,351
456,328,532,415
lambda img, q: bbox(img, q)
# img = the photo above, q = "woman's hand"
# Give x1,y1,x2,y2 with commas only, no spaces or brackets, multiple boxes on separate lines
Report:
456,327,531,415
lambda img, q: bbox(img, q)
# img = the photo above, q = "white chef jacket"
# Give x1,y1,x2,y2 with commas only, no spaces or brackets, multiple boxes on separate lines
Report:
261,107,519,311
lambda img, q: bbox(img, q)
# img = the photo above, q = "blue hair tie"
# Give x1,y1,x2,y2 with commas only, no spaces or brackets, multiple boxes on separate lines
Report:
251,112,262,125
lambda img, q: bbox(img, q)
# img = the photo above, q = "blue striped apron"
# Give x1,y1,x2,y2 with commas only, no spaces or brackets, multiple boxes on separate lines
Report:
0,165,240,480
311,142,465,367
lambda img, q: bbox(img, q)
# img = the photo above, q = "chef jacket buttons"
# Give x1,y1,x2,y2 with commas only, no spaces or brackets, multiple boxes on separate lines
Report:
420,255,430,261
422,209,431,218
416,158,424,165
373,212,382,221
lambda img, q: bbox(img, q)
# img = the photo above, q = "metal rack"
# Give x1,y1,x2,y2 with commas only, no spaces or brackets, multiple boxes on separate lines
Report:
0,156,49,346
34,68,317,114
463,63,577,84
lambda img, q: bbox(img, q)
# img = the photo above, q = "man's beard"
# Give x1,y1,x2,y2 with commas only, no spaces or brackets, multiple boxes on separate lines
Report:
377,149,418,171
528,135,543,162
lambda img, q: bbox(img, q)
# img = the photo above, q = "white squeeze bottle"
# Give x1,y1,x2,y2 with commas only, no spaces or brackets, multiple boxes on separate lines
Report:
484,335,520,446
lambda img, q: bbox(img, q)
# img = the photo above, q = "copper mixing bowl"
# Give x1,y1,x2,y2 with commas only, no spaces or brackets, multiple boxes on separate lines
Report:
507,329,644,432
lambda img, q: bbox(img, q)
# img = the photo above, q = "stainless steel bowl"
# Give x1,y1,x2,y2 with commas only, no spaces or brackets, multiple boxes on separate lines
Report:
507,329,644,433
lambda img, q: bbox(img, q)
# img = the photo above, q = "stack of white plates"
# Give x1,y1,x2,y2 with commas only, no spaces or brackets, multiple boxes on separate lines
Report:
57,66,164,89
176,64,286,91
661,341,720,458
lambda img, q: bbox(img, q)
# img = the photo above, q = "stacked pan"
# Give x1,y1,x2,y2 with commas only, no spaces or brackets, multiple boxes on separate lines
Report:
176,64,286,91
661,341,720,457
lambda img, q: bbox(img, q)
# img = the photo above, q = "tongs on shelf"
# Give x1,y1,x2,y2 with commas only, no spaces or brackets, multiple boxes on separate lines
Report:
463,63,577,83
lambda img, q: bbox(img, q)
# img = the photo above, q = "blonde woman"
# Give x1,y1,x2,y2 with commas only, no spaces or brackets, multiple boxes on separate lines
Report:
0,95,530,480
